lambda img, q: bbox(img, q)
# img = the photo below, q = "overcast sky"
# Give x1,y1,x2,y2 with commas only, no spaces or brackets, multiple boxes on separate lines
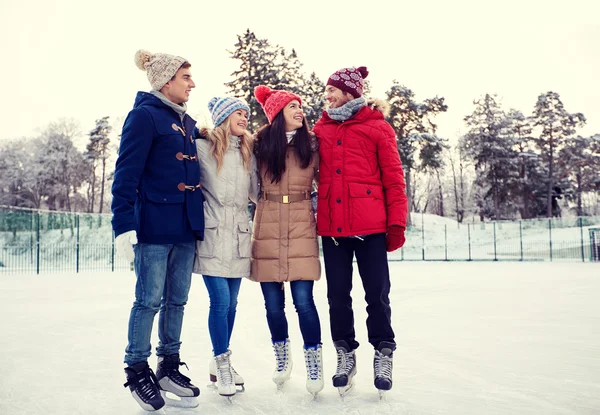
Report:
1,0,598,143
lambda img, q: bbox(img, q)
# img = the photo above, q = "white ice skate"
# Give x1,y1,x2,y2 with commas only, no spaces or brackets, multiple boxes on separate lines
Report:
304,345,324,397
209,350,245,393
272,339,293,390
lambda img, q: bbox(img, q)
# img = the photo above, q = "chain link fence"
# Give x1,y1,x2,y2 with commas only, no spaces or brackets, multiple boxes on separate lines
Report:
1,207,599,274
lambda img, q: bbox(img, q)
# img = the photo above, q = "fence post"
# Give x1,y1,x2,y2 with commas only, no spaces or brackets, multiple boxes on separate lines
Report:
519,221,523,261
493,222,497,261
421,212,425,261
36,212,40,275
76,214,80,273
579,217,585,262
444,224,448,261
548,218,553,262
30,213,34,265
468,223,472,261
111,231,115,272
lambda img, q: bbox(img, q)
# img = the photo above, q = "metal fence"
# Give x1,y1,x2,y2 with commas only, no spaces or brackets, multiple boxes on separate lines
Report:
1,208,599,274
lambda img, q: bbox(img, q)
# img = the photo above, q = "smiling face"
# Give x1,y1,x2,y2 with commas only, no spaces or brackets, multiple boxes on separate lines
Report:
228,109,249,136
282,100,304,132
325,85,354,109
161,66,195,104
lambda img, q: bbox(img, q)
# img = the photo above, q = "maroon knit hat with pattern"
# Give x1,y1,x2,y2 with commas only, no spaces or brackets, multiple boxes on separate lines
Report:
326,66,369,98
254,85,302,124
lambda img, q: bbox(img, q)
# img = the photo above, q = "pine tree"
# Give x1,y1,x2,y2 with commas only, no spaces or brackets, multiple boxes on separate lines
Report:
461,94,517,220
505,109,544,219
531,91,586,217
558,135,600,216
85,116,112,213
302,72,326,128
226,30,325,131
226,30,279,130
386,81,447,224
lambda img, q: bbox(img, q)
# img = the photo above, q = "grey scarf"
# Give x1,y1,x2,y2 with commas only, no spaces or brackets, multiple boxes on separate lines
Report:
326,97,367,122
150,90,187,122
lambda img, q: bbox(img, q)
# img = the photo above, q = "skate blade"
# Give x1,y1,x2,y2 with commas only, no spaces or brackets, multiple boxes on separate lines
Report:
236,384,245,393
159,391,199,408
378,390,387,401
338,381,355,399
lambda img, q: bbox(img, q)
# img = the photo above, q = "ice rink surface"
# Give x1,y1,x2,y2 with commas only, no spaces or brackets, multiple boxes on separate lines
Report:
1,261,599,414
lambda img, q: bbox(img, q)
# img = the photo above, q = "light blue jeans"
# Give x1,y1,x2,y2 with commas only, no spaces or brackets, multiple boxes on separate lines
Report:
202,276,242,356
124,242,195,366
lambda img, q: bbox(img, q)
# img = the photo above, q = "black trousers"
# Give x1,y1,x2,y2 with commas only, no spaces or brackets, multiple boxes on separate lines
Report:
322,233,395,351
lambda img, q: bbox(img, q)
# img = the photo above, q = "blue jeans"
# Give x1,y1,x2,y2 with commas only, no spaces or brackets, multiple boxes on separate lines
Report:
202,276,242,356
260,280,321,347
125,242,195,366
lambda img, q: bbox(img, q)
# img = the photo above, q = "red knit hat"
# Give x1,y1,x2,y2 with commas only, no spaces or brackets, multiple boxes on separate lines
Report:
326,66,369,98
254,85,302,124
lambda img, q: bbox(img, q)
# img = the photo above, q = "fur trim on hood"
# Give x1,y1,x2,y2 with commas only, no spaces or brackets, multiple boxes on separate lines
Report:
367,98,390,117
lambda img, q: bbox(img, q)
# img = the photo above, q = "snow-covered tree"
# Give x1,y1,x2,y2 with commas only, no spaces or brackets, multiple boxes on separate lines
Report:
36,121,87,212
226,30,326,131
385,81,447,225
531,91,586,217
558,134,600,216
302,72,326,128
461,94,518,220
84,116,112,213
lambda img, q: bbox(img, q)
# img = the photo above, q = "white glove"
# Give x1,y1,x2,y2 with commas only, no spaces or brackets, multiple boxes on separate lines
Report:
115,230,137,263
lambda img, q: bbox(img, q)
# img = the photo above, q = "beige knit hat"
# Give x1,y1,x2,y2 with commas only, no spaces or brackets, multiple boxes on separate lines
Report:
134,49,187,91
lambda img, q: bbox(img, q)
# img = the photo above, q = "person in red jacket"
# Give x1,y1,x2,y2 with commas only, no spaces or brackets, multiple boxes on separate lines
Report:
313,66,408,396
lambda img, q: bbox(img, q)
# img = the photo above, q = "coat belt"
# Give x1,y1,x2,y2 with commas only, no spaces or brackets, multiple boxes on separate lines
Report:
262,191,310,204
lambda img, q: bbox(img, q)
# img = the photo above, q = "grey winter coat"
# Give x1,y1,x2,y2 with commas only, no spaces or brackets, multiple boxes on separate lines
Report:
193,135,259,277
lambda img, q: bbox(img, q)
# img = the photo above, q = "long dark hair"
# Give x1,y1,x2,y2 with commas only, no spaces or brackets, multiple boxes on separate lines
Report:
254,110,312,184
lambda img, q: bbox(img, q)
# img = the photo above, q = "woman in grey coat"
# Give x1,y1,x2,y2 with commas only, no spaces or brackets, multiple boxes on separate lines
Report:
194,96,258,398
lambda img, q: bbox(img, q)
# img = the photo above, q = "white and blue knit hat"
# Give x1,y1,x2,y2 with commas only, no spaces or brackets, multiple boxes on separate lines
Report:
208,96,250,127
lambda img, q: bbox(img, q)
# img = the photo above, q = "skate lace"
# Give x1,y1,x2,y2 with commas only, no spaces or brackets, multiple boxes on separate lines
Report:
168,361,193,386
304,348,322,380
217,360,234,386
124,368,160,401
335,349,354,376
374,351,393,379
273,341,289,372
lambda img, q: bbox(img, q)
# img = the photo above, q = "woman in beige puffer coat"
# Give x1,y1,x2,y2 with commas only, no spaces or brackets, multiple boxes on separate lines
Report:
250,86,323,396
193,96,258,397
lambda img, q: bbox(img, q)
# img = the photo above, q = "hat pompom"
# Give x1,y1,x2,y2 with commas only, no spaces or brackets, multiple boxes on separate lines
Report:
357,66,369,79
134,49,152,71
208,97,219,112
254,85,271,106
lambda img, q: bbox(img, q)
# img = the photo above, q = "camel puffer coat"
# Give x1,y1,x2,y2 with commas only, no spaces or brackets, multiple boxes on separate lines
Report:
250,146,320,282
193,136,259,278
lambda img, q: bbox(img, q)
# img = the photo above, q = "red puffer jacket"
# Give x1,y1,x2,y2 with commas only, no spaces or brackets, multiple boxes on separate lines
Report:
313,101,408,237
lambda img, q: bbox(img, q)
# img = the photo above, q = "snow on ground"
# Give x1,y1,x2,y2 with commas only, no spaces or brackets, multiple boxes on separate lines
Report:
1,262,599,415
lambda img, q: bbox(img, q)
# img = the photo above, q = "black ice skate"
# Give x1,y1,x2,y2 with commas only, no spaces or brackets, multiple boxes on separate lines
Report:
374,341,394,399
123,362,165,412
156,354,200,408
332,340,357,398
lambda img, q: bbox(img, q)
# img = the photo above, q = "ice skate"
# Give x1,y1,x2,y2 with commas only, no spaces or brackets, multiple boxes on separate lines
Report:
123,361,165,412
332,340,357,398
214,350,237,399
272,339,293,389
156,354,199,408
374,341,394,398
304,344,324,397
209,350,245,392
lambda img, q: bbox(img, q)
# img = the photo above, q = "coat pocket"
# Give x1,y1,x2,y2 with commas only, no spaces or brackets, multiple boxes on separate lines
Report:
237,222,252,258
142,191,185,236
196,219,219,258
347,183,386,231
